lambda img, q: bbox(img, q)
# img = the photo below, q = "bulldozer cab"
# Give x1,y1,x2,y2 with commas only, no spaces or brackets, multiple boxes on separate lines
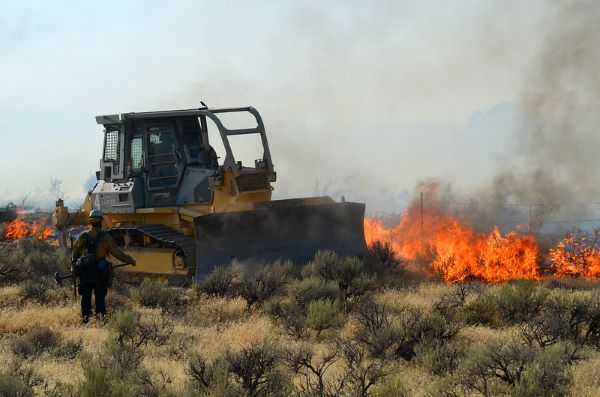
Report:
93,107,276,212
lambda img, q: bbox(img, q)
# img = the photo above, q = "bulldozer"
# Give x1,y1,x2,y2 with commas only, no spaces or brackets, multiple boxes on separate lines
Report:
52,105,367,283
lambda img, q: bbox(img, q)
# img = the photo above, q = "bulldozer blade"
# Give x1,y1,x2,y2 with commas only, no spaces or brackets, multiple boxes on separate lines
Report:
193,200,367,278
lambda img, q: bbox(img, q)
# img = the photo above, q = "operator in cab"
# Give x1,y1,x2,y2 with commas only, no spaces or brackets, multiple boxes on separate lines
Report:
72,209,136,323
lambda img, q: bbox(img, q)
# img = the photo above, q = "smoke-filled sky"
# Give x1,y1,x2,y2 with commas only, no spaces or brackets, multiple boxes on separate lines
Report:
0,0,596,220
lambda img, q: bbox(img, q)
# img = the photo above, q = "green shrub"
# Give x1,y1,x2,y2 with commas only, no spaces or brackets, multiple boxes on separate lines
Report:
433,283,475,319
0,372,33,397
363,325,400,360
109,311,138,345
335,336,393,396
344,273,377,304
411,311,453,338
514,343,572,397
76,362,156,397
302,251,374,303
415,340,464,375
367,240,402,271
268,276,348,337
100,338,145,374
301,250,342,282
186,354,232,396
108,310,173,349
352,299,399,359
282,345,339,396
306,299,345,334
458,334,574,397
265,298,308,339
77,365,111,397
395,311,458,361
18,279,51,302
11,326,59,358
239,260,293,305
52,339,82,359
495,280,547,324
1,238,70,280
457,334,535,395
529,289,600,346
195,265,239,297
459,294,499,326
287,277,340,309
425,375,462,397
371,372,407,397
225,342,290,396
329,256,365,294
132,279,174,309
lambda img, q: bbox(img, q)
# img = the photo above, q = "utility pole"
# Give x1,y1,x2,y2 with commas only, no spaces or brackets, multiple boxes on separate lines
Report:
529,205,532,235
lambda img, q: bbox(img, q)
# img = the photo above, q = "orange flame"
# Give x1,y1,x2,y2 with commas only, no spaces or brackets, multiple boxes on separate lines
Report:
3,212,54,240
549,230,600,278
364,192,540,283
5,217,30,239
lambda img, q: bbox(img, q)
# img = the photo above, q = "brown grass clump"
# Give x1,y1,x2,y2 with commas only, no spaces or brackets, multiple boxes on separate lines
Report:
186,295,249,326
0,284,22,307
194,315,276,361
570,352,600,396
11,325,60,358
0,303,80,333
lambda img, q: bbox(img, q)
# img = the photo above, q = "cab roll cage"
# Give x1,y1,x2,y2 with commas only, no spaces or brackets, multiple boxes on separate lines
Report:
95,107,275,179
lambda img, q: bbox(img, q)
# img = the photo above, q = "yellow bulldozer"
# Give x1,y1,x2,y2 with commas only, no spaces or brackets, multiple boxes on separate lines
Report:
52,105,367,283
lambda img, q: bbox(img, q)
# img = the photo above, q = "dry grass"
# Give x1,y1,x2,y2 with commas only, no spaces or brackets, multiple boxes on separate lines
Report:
373,283,449,314
0,303,80,333
193,314,276,360
571,352,600,397
186,295,249,326
34,358,84,388
0,282,598,396
0,285,21,307
394,366,435,397
2,244,600,396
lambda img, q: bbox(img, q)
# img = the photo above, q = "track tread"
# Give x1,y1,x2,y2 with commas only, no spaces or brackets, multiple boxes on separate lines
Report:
106,224,196,276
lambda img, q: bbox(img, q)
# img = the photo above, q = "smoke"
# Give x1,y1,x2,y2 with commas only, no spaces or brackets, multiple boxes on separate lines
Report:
517,0,600,200
472,0,600,233
165,1,557,215
7,0,588,225
355,0,600,236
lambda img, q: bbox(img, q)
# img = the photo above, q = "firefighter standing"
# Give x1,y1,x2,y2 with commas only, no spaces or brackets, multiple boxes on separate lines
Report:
72,209,135,323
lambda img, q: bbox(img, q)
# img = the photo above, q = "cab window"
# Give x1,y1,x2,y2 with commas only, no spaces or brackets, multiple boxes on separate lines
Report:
146,122,180,189
130,135,143,171
147,124,177,156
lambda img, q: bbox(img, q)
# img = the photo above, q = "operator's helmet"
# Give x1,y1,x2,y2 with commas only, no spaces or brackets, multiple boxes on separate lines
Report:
88,209,103,224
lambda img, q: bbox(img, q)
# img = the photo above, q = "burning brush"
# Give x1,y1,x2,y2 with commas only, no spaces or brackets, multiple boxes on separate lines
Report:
1,208,54,241
364,187,600,283
365,210,539,283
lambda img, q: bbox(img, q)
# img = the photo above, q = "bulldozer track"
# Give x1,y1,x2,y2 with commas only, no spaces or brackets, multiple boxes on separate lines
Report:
106,224,197,276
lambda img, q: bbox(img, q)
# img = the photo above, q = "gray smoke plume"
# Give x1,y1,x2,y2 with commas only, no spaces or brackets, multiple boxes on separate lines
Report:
163,1,598,230
463,0,600,234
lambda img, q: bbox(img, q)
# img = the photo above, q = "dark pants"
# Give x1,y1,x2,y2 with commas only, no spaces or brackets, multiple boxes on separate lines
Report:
79,280,108,322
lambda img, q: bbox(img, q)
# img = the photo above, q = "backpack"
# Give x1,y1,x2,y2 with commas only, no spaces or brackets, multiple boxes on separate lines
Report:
75,231,105,283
